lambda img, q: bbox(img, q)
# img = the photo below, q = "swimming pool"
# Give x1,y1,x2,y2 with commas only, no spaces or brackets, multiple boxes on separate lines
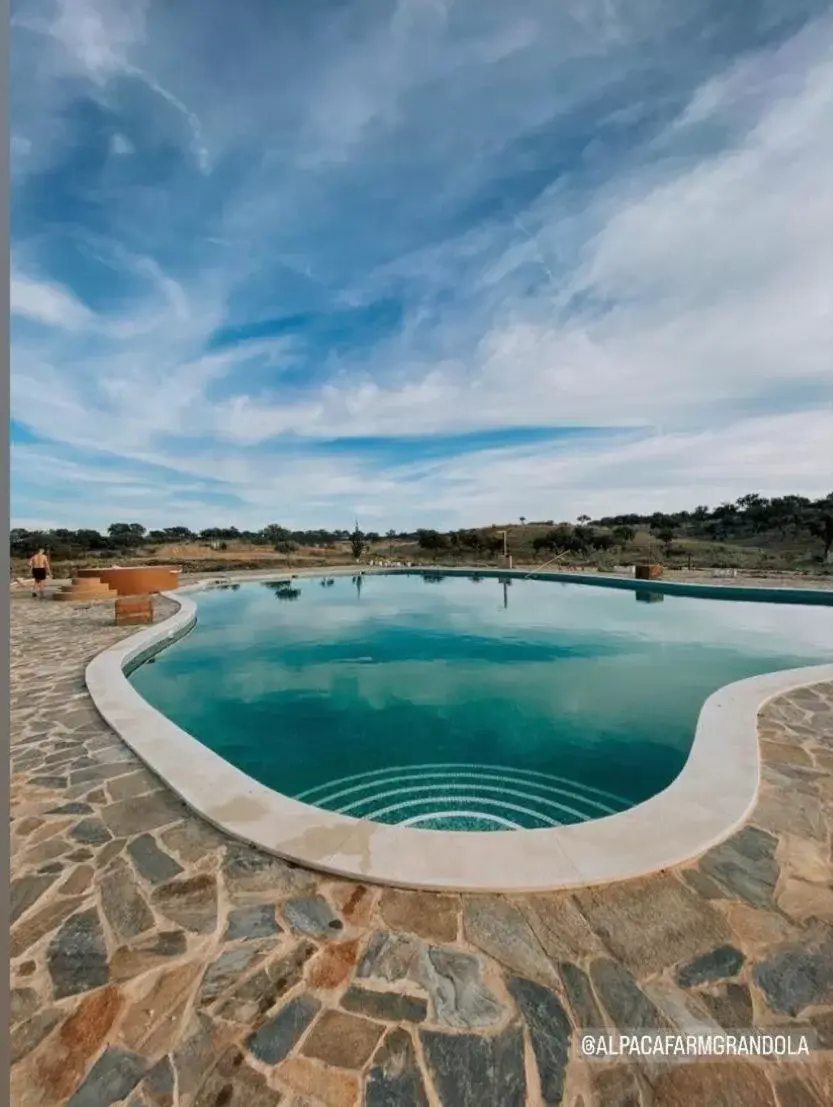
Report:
129,571,833,833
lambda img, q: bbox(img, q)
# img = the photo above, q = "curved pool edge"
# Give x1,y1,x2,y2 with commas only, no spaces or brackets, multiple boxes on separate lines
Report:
84,573,833,893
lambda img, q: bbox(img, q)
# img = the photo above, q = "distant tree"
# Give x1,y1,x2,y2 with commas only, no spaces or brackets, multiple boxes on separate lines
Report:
416,529,448,560
260,523,291,547
577,514,591,525
612,525,636,549
519,516,526,525
807,494,833,562
350,522,365,561
656,525,677,552
107,523,146,549
590,532,616,552
386,528,396,557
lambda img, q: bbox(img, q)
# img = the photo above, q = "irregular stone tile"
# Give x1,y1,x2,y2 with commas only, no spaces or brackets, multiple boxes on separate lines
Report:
11,986,40,1024
161,818,227,863
587,1064,647,1106
779,836,832,885
39,861,65,874
675,945,746,988
278,1057,359,1107
120,961,204,1057
135,1056,175,1107
11,1007,63,1065
198,944,271,1005
223,843,315,901
720,901,794,952
699,983,754,1029
772,1076,825,1107
358,932,425,983
48,802,94,816
224,904,282,942
754,786,826,840
36,986,125,1102
589,959,668,1032
559,961,605,1029
680,868,728,901
27,819,76,849
642,980,722,1034
47,908,110,998
284,895,344,936
380,888,458,943
127,835,184,885
506,976,571,1106
110,930,189,981
307,938,360,989
365,1028,429,1107
419,947,505,1030
574,874,731,977
11,895,85,958
67,848,95,862
15,816,45,835
101,791,188,837
247,995,321,1064
778,878,833,924
420,1024,527,1107
192,1046,283,1107
66,1046,149,1107
464,896,560,987
518,894,607,961
22,836,73,867
11,873,58,925
760,740,814,767
69,818,113,846
754,938,833,1016
106,769,160,802
172,1013,234,1106
650,1061,776,1107
85,788,107,805
58,865,95,896
331,882,377,927
216,940,316,1024
100,857,156,941
699,825,781,908
301,1009,384,1070
30,774,69,790
341,985,428,1023
151,874,218,934
96,838,127,868
17,960,37,977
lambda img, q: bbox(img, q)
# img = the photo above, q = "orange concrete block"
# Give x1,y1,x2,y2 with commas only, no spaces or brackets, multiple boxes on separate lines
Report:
78,566,180,595
115,595,154,625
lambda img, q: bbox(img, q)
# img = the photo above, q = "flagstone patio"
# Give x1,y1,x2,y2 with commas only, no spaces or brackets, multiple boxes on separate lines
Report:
9,590,833,1106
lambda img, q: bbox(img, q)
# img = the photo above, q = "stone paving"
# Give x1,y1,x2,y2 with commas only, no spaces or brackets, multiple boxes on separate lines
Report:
9,591,833,1106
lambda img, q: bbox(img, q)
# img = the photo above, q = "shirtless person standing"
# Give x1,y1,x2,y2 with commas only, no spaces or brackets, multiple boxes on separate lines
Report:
29,549,51,598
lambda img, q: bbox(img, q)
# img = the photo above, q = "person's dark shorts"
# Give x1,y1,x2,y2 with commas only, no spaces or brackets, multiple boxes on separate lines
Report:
32,567,47,583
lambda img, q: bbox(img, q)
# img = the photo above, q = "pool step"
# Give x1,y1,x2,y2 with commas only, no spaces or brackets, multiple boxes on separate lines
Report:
296,764,631,831
54,577,118,602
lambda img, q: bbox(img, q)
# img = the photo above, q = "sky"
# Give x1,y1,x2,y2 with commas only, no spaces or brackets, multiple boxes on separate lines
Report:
10,0,833,533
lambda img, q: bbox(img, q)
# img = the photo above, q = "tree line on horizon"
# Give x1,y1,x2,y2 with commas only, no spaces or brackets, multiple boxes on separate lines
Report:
9,491,833,564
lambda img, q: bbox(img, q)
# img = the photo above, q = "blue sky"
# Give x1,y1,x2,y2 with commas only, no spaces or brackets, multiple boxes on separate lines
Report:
10,0,833,532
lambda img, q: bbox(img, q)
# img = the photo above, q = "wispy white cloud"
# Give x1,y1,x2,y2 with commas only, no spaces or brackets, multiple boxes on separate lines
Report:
10,271,95,330
10,0,833,529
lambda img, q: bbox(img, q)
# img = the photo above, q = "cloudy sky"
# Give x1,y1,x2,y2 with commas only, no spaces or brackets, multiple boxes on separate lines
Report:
10,0,833,532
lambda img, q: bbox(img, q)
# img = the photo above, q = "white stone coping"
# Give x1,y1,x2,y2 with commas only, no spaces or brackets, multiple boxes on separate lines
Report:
85,573,833,892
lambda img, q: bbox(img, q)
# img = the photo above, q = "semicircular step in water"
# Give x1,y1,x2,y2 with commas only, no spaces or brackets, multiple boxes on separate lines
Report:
294,763,632,831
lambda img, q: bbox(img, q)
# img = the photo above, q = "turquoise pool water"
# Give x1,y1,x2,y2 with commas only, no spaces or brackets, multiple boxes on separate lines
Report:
129,573,832,831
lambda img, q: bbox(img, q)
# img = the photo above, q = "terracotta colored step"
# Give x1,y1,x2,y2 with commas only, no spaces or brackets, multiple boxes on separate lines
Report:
54,577,117,602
